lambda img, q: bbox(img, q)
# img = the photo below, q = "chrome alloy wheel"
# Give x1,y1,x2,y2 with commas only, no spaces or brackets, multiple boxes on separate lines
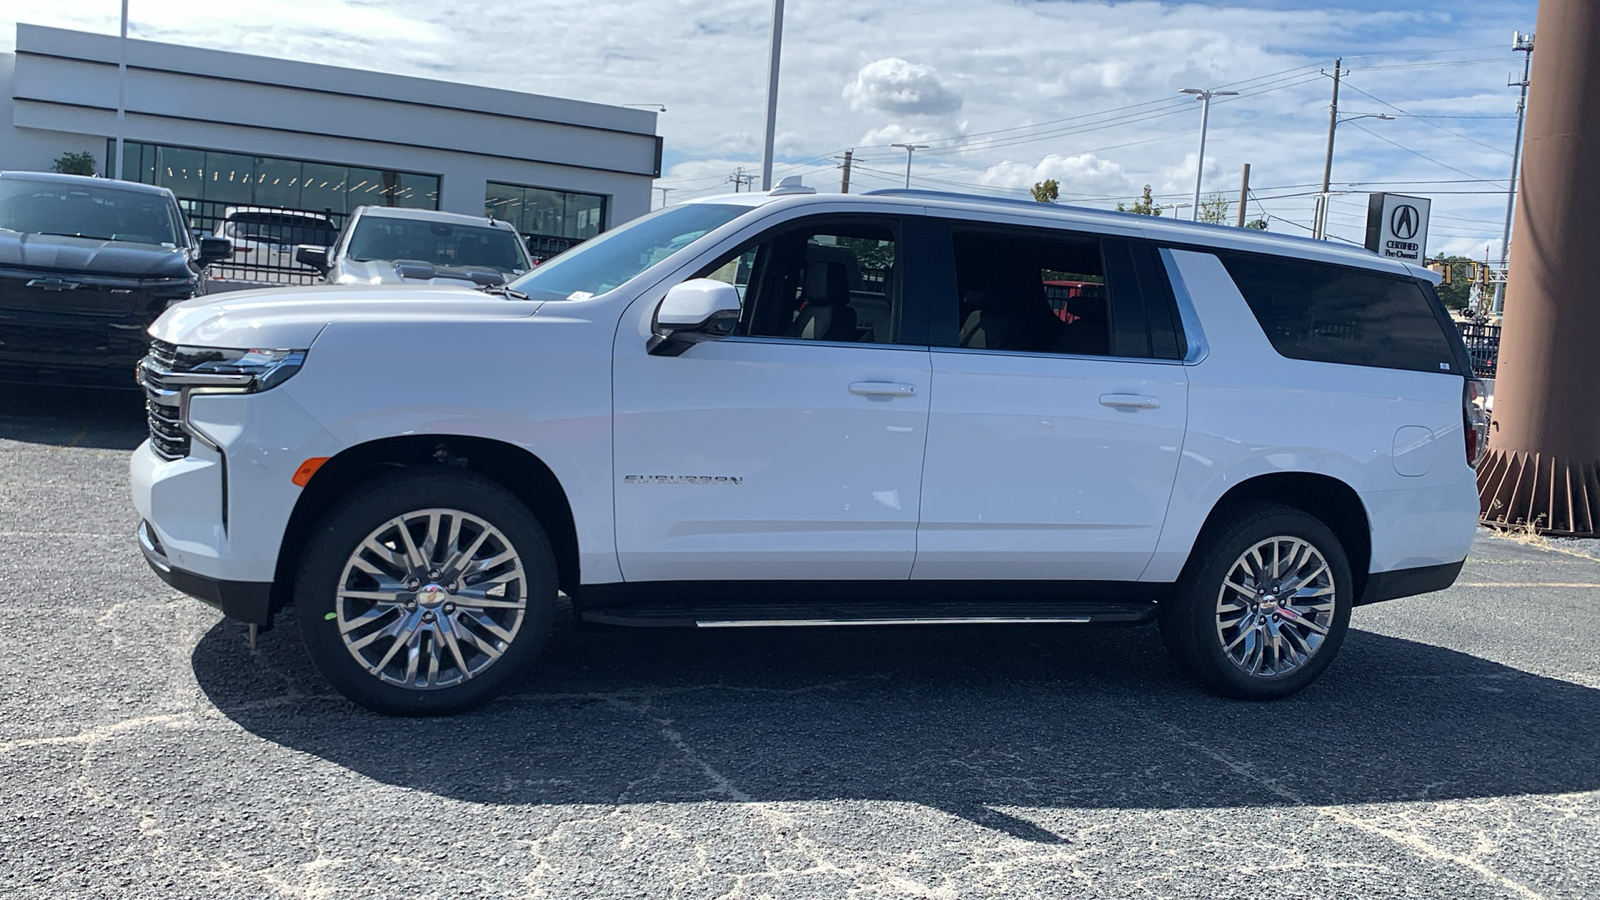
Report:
1215,536,1337,678
334,508,526,690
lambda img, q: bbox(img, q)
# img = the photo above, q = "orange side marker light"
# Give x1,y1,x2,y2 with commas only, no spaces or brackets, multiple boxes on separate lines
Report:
292,457,330,487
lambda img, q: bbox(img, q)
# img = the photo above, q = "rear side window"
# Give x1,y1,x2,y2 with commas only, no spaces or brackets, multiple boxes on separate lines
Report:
1216,252,1461,374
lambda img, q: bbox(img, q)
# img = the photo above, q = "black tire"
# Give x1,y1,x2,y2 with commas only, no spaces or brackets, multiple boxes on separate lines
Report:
1159,503,1353,700
295,469,557,716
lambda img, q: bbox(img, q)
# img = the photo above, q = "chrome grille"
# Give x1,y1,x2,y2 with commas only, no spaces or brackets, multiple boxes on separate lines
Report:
142,340,189,460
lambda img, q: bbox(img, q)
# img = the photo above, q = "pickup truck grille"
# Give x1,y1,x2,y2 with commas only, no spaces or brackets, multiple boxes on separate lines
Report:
141,339,189,460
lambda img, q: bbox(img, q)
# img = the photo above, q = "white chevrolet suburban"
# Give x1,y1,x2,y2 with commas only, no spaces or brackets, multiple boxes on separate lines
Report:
132,181,1487,715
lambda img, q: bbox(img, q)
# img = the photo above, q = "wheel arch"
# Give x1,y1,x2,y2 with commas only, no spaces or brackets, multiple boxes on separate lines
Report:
271,434,581,613
1195,471,1373,600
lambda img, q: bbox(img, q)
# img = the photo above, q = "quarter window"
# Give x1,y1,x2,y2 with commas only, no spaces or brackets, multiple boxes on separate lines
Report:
1217,252,1460,374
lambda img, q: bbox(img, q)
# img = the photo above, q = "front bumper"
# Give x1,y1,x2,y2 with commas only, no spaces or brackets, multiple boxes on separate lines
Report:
139,520,274,625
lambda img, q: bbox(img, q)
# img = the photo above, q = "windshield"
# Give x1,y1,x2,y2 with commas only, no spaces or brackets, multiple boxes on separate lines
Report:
346,216,530,273
506,203,747,300
0,178,181,246
225,211,337,247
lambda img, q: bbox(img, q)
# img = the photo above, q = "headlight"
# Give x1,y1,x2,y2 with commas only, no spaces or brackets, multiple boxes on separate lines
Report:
147,345,307,394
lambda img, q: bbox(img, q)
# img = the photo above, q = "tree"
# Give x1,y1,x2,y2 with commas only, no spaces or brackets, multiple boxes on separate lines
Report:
1030,179,1059,203
52,151,96,176
1244,218,1268,231
1197,193,1229,225
1431,255,1476,310
1116,184,1161,216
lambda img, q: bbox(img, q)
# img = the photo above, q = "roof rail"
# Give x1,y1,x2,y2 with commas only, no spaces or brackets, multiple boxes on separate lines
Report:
863,187,1382,256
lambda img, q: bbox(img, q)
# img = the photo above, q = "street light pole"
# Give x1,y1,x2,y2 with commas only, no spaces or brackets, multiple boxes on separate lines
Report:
1314,111,1395,238
758,0,785,191
891,143,929,188
114,0,129,180
1494,32,1536,315
655,187,674,208
1179,88,1238,222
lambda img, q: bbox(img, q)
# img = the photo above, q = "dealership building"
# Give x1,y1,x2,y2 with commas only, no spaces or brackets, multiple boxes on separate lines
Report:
0,24,660,255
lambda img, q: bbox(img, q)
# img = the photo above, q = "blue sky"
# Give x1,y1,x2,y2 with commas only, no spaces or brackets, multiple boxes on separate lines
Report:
3,0,1542,256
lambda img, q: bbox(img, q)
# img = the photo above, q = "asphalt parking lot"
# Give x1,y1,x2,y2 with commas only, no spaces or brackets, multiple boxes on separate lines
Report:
1,389,1596,899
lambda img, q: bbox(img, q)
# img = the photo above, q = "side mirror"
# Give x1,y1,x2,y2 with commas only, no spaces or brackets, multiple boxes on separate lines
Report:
295,245,331,273
647,279,741,357
196,236,233,266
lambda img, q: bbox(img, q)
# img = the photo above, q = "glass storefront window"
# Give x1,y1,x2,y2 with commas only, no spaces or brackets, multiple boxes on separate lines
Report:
108,140,440,215
484,181,608,240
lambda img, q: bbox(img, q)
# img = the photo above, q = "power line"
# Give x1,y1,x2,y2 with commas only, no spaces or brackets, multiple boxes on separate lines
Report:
1340,81,1515,158
1345,121,1507,185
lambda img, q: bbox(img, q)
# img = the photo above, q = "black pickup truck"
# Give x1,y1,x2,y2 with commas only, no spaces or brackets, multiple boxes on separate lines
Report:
0,171,231,389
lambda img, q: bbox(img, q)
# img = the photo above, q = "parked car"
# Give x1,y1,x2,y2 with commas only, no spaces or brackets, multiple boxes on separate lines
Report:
215,206,338,281
132,180,1486,715
295,206,532,287
0,171,230,388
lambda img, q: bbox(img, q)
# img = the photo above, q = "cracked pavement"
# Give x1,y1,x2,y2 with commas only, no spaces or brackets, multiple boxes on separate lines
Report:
0,388,1597,899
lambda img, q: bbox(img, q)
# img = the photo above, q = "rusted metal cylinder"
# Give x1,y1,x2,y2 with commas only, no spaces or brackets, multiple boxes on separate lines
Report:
1479,0,1600,534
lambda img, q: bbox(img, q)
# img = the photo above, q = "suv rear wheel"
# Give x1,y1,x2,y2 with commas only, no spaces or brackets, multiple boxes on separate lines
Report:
1160,504,1352,700
295,469,557,715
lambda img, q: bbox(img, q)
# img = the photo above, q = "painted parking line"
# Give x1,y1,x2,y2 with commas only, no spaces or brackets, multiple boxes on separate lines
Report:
1457,582,1600,588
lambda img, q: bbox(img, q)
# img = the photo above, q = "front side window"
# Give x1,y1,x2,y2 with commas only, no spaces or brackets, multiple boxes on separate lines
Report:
345,217,530,273
1217,252,1461,374
506,203,747,301
697,217,900,344
0,177,181,247
949,227,1112,356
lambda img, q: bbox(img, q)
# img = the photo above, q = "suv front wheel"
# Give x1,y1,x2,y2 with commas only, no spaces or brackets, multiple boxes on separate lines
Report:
296,469,557,715
1160,504,1353,700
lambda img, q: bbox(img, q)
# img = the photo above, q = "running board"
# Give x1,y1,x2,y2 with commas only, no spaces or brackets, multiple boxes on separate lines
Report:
579,599,1158,629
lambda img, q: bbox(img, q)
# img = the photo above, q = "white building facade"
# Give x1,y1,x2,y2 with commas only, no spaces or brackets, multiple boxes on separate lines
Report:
0,24,660,254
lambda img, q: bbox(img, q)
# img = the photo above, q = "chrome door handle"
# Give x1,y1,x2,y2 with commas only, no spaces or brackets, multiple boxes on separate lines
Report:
1099,393,1160,410
849,381,918,397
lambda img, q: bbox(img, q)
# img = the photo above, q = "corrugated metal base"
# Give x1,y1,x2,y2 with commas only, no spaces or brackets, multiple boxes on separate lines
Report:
1477,448,1600,536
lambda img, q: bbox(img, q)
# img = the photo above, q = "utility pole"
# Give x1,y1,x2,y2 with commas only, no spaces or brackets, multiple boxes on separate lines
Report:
1236,163,1251,227
890,143,929,188
1493,32,1536,315
1315,58,1345,239
114,0,129,180
727,167,755,192
1179,88,1238,221
838,150,853,194
654,186,674,208
759,0,785,191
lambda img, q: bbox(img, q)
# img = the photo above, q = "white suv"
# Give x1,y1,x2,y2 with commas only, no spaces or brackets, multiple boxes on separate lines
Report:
131,181,1486,715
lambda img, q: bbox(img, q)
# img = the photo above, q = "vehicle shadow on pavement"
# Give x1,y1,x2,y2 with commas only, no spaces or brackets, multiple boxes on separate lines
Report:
0,387,145,450
194,613,1600,842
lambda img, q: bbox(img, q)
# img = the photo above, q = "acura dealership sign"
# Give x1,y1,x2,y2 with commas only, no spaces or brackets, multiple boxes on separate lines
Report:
1364,193,1432,261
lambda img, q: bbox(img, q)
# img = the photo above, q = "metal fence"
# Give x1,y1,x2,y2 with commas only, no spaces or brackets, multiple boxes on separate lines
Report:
1458,320,1501,379
180,198,582,286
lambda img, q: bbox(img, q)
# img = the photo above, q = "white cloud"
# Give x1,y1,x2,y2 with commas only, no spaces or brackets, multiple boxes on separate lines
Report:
843,58,962,116
976,153,1128,197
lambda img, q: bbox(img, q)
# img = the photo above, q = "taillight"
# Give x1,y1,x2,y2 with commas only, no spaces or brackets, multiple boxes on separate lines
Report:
1464,379,1490,467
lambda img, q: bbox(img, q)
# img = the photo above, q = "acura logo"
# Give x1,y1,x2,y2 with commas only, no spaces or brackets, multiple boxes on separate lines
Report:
1390,204,1421,240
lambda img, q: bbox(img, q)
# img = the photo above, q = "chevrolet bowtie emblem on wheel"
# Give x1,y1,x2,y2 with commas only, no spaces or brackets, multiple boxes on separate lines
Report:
26,277,81,291
625,475,743,485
